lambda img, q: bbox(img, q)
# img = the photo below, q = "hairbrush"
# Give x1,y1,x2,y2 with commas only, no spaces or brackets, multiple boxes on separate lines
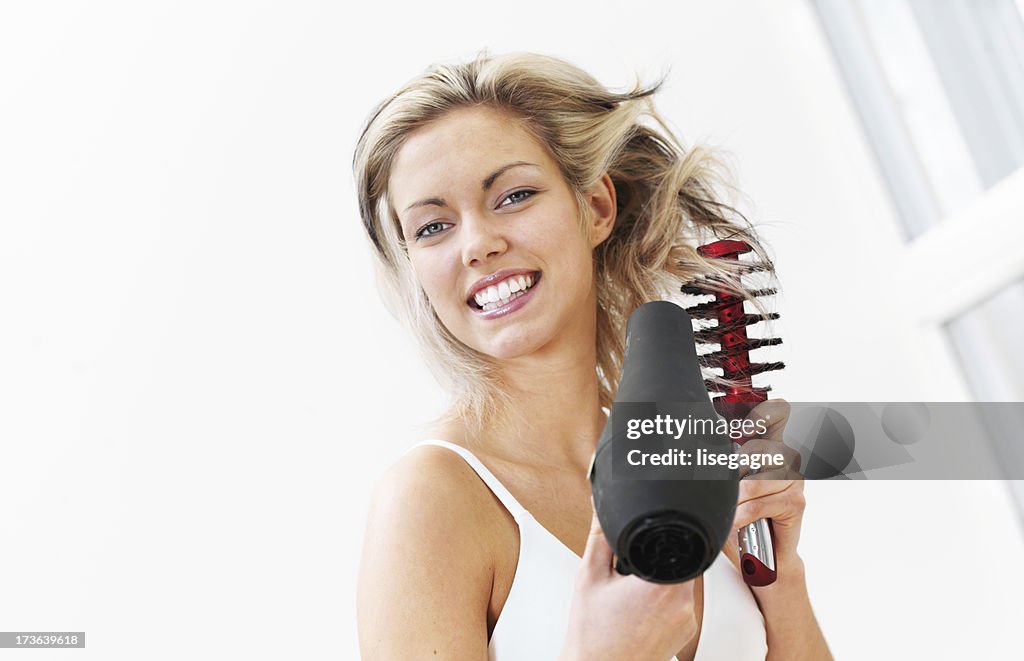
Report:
681,238,784,587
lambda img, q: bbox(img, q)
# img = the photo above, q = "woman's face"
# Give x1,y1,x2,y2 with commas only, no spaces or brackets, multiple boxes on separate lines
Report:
388,106,615,361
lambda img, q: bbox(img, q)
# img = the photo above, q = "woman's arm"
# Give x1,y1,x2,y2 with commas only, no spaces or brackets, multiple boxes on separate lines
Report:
749,560,832,661
734,400,833,661
357,447,495,660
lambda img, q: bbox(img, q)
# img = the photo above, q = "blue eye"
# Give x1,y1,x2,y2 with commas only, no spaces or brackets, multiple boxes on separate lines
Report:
499,189,536,207
415,221,450,239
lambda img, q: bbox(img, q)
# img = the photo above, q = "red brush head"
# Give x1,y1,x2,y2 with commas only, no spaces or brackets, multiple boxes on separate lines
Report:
682,239,784,421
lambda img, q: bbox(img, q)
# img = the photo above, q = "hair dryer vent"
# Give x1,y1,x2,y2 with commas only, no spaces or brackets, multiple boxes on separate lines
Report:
618,511,713,584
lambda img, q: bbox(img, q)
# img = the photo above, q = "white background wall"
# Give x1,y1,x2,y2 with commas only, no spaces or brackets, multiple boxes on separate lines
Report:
1,1,1021,659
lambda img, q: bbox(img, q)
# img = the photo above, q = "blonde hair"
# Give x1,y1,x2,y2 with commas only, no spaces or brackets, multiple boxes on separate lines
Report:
353,51,777,431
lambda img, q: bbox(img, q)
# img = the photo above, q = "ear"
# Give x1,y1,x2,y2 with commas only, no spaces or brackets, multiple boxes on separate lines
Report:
585,172,617,248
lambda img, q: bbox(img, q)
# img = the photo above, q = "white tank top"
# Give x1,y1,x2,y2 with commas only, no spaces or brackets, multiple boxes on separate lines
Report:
409,440,768,660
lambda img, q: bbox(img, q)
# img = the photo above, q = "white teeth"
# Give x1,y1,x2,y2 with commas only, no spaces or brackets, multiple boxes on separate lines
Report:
481,290,526,311
471,273,538,310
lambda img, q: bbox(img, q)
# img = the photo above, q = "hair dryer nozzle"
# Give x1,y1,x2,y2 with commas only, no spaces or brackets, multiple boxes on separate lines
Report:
616,511,713,583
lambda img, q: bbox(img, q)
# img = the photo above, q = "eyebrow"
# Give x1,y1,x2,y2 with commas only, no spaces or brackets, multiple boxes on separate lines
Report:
402,161,541,213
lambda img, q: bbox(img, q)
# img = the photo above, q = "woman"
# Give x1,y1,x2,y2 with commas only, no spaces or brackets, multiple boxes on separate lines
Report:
354,51,831,660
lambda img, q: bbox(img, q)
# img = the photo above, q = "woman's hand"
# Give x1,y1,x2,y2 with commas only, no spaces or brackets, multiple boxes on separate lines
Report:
733,398,807,577
560,509,699,661
732,398,833,659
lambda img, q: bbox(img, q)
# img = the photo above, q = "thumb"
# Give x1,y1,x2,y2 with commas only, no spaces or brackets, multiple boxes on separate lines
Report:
583,504,614,575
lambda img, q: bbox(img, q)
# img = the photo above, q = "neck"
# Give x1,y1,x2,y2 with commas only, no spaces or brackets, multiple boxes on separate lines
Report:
486,348,607,474
436,290,610,475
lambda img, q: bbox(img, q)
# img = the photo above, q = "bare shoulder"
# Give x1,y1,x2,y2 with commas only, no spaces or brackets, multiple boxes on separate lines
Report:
357,444,506,659
370,444,503,527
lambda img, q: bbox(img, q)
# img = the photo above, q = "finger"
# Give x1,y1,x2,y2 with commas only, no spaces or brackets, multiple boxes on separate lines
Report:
744,467,792,481
737,477,798,504
741,398,790,443
582,507,614,575
666,576,698,606
736,438,802,478
734,438,788,479
733,483,805,529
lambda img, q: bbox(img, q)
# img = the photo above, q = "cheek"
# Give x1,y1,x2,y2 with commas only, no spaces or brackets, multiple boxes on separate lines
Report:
549,230,595,283
409,253,460,311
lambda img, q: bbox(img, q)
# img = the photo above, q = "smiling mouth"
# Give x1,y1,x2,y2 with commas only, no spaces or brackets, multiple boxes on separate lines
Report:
468,272,541,311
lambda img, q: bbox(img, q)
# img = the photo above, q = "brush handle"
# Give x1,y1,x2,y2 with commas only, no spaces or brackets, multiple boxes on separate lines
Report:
738,517,777,586
718,399,779,587
694,240,781,587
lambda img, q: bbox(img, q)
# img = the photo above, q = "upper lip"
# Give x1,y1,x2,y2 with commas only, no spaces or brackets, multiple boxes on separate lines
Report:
466,268,539,302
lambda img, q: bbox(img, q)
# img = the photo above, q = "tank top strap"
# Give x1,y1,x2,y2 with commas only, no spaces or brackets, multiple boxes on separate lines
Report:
407,439,529,520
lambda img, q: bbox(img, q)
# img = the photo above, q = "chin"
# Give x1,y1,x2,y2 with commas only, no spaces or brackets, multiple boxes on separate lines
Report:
471,327,549,361
478,339,540,361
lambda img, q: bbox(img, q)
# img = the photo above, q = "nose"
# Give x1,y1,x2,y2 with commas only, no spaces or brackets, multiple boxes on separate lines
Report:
460,214,508,268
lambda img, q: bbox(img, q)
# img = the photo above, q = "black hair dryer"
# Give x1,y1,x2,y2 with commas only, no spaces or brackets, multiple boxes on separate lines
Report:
589,301,738,583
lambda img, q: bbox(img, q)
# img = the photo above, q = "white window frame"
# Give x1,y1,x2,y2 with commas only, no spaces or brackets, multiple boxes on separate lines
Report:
812,0,1024,516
